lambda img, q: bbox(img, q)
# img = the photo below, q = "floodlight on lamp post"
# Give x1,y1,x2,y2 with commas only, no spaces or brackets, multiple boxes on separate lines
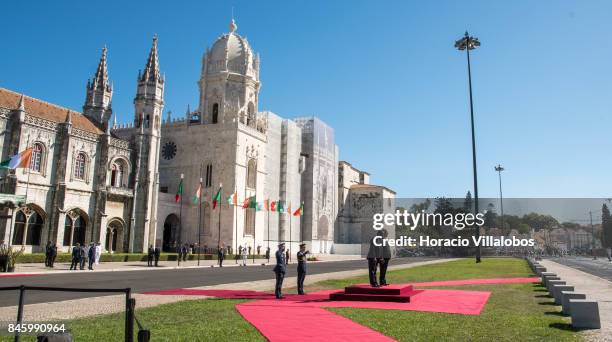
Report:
495,164,505,235
455,31,482,263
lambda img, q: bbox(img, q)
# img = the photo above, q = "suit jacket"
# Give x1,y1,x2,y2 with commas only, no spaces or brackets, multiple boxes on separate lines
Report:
274,250,286,273
72,246,80,259
366,236,382,259
88,246,96,259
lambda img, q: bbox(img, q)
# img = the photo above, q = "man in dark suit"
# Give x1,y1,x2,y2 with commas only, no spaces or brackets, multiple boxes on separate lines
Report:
70,243,80,270
217,245,225,267
154,246,161,267
367,230,383,287
79,244,87,270
182,244,188,262
88,243,96,270
379,229,392,286
44,241,52,267
49,243,57,268
147,245,154,267
274,243,286,299
296,243,310,295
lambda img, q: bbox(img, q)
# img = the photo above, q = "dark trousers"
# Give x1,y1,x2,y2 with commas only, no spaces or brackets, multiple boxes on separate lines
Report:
79,257,86,270
45,254,50,267
70,257,79,270
154,256,159,267
88,258,94,270
218,257,224,267
49,256,56,268
379,258,390,285
297,266,306,294
147,256,153,266
275,271,285,298
367,258,379,286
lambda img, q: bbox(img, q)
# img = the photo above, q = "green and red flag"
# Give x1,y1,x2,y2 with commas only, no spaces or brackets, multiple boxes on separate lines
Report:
242,198,250,208
0,148,33,169
212,185,222,209
277,201,284,213
175,179,183,203
264,199,269,211
293,202,304,216
248,196,257,209
193,183,201,205
270,201,277,212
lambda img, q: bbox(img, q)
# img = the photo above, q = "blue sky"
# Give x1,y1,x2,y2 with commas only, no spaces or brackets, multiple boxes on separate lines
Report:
1,1,611,198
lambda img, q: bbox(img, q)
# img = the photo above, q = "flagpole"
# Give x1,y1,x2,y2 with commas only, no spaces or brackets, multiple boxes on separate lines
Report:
217,183,222,252
252,203,256,264
178,173,184,267
289,203,292,263
267,205,270,263
234,187,238,263
197,166,203,267
23,135,31,206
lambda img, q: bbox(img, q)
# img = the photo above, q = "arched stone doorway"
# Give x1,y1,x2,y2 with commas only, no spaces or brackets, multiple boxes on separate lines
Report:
106,219,125,253
163,214,180,252
63,209,88,248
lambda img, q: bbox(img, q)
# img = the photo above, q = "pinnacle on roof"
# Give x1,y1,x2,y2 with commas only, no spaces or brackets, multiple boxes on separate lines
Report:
141,35,161,83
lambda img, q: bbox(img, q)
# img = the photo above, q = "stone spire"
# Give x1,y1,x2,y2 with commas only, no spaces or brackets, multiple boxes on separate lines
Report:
83,46,113,127
65,110,72,124
17,94,25,112
113,112,117,129
229,18,237,33
140,35,161,83
92,46,110,90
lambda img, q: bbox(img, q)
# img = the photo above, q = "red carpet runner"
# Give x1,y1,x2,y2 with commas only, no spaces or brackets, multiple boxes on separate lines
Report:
145,277,539,341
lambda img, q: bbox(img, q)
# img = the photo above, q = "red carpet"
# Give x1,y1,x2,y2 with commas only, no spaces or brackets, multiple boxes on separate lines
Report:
0,273,45,278
144,277,539,341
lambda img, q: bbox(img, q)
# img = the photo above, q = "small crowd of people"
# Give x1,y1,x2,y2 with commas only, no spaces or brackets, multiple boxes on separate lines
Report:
44,241,58,268
147,245,162,266
69,242,102,271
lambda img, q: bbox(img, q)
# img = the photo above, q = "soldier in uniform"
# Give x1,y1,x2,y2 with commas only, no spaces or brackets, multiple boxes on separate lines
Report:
147,245,154,267
273,243,286,299
154,246,161,267
70,243,80,270
49,243,57,268
217,244,225,267
296,243,310,295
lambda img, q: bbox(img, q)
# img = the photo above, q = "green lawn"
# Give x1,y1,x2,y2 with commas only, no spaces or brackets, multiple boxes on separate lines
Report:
1,258,582,341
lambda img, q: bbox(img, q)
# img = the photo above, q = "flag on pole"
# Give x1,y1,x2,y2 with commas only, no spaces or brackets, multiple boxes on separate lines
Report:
293,202,304,216
264,199,269,211
227,192,238,206
193,183,201,205
242,198,250,209
270,201,277,212
248,196,257,209
212,186,222,209
0,148,33,169
256,202,263,211
287,202,292,215
175,179,183,203
277,201,284,213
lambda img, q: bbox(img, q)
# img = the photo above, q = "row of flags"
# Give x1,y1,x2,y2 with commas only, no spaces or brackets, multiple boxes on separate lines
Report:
175,180,305,216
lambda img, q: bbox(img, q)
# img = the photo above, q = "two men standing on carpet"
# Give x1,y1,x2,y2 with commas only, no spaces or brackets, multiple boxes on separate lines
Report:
274,242,310,299
367,229,391,288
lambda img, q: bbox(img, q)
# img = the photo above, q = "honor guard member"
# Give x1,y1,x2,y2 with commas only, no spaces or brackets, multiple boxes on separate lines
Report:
296,243,310,295
147,245,154,267
367,230,384,287
379,229,392,286
273,243,287,299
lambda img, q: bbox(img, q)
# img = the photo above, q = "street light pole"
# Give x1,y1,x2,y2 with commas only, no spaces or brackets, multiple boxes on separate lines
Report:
590,210,596,260
495,164,505,235
455,31,482,263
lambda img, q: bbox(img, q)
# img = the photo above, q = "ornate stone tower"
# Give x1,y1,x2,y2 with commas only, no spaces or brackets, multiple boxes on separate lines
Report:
83,47,113,130
130,36,164,252
198,19,262,127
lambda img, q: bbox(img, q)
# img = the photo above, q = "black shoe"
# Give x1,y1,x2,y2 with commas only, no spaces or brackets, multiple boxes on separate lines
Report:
371,283,380,288
276,296,284,299
380,282,389,286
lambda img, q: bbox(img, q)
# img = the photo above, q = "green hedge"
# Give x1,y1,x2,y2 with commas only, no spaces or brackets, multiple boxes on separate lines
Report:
16,253,218,263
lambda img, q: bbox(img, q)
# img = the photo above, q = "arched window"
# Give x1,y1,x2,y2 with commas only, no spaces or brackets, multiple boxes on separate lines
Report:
63,212,86,247
212,103,219,124
246,159,257,189
26,211,43,245
12,211,26,245
245,207,255,236
74,153,86,180
30,143,44,173
110,161,125,187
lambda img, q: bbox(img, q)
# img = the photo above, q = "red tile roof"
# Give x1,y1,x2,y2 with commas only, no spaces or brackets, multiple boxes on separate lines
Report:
0,87,103,134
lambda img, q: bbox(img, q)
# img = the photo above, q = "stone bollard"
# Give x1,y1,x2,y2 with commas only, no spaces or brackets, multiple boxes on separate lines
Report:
547,280,566,293
570,300,601,329
552,285,574,305
543,275,560,288
535,266,546,275
561,292,586,315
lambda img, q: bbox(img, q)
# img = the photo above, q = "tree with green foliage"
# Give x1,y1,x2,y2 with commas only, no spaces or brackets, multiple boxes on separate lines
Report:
602,204,612,248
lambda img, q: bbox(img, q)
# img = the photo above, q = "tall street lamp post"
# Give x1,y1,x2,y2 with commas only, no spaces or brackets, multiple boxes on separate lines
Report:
495,164,505,235
455,31,482,263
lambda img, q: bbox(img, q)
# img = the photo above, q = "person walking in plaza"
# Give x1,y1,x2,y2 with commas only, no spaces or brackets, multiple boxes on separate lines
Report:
87,242,96,270
147,245,154,267
44,241,52,267
265,247,271,263
241,245,248,266
274,243,287,299
79,244,87,270
154,246,161,267
182,244,188,262
218,245,225,267
94,242,101,265
70,243,80,270
49,243,57,268
296,243,310,295
177,244,183,263
285,249,290,265
378,229,392,286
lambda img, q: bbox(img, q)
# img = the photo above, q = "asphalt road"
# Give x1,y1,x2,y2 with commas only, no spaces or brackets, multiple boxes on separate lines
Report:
547,256,612,282
0,257,432,307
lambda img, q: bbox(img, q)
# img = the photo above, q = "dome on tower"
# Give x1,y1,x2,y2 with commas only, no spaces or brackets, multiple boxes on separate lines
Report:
208,19,257,76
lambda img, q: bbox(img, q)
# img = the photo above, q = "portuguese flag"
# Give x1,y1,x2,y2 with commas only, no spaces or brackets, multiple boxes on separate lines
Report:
227,192,238,206
212,186,222,209
277,201,284,213
270,201,277,212
175,179,183,203
0,148,33,169
293,202,304,216
248,196,257,208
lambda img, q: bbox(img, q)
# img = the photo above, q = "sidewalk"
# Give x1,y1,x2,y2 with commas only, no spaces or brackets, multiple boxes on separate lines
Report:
8,253,364,276
540,259,612,342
